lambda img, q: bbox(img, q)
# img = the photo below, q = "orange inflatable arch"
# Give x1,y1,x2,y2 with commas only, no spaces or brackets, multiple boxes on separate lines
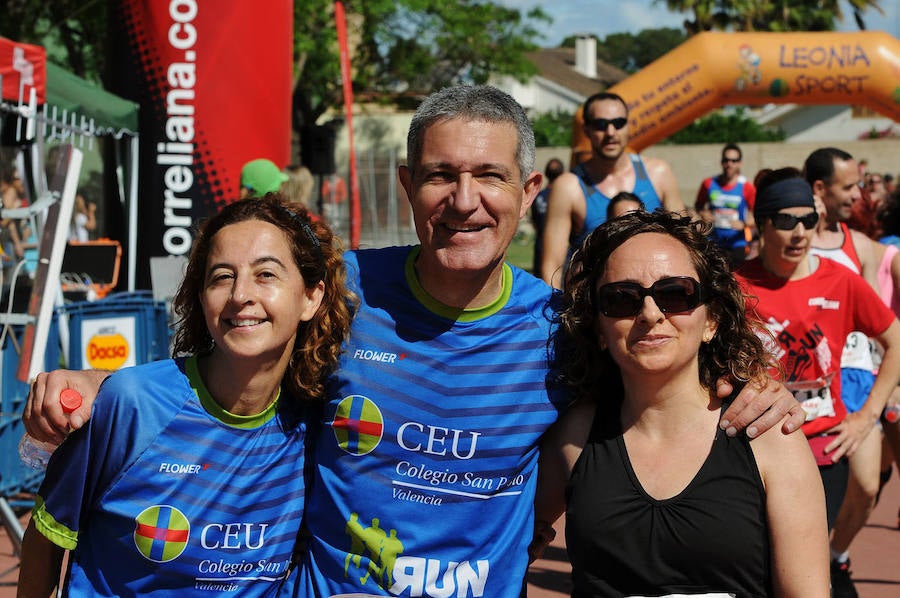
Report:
571,31,900,158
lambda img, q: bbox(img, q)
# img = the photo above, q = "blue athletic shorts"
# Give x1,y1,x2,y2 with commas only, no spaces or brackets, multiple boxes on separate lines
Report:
840,367,875,413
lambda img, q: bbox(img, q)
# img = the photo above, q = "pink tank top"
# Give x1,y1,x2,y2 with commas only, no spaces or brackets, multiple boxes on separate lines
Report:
878,244,900,315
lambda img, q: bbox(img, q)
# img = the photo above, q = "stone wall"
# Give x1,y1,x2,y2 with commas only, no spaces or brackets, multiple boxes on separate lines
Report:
534,139,900,204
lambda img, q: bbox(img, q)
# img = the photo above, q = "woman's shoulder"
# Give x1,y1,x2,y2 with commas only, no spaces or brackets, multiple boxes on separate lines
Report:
102,358,181,385
98,359,189,410
550,397,602,452
747,419,815,485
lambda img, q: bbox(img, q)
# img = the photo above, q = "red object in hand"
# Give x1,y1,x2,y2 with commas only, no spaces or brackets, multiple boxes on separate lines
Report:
60,388,83,413
18,388,85,470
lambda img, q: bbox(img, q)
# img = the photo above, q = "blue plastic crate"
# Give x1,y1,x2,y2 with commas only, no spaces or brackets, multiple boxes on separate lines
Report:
59,291,171,370
0,292,170,497
0,331,52,496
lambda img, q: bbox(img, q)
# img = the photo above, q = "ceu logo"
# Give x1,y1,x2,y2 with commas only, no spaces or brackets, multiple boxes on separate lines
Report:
133,505,190,562
332,395,384,456
86,332,130,370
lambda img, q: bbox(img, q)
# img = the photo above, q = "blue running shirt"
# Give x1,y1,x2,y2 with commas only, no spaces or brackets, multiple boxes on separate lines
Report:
697,175,753,251
32,356,308,596
296,246,566,597
569,154,662,251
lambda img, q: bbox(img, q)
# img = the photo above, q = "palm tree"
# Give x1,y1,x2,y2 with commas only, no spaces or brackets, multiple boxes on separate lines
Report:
661,0,722,33
661,0,884,34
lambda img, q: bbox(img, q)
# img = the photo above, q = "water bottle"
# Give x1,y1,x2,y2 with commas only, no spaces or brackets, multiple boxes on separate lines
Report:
885,403,900,424
18,388,83,470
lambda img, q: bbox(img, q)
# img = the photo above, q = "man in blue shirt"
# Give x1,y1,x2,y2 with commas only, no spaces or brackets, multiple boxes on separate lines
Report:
695,143,757,266
24,85,803,598
540,92,685,289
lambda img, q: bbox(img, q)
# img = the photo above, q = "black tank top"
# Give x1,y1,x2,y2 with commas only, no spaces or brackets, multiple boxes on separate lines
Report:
565,399,772,597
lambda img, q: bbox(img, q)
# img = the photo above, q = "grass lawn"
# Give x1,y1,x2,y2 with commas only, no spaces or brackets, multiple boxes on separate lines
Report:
506,232,536,274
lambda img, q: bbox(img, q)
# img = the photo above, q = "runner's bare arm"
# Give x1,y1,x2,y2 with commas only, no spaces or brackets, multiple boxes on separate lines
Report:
828,319,900,460
752,420,830,596
531,398,595,561
19,520,66,597
646,157,686,214
540,173,581,289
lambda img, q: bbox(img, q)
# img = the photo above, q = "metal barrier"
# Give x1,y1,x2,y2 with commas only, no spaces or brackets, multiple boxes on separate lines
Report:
0,327,50,562
0,144,81,575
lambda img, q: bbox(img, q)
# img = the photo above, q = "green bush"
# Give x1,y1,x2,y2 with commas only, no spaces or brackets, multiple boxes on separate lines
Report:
662,107,785,144
531,109,573,147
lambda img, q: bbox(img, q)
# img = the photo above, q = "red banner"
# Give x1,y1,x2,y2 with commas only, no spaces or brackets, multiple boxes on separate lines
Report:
0,37,46,104
108,1,292,287
334,2,361,249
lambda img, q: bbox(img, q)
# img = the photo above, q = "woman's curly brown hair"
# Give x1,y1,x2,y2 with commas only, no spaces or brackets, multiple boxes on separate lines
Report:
171,193,357,402
550,209,778,404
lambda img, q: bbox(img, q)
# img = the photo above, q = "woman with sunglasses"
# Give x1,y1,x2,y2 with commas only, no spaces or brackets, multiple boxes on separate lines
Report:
536,208,829,597
735,170,900,538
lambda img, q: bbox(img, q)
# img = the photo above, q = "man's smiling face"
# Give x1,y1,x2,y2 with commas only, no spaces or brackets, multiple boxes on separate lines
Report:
401,117,538,285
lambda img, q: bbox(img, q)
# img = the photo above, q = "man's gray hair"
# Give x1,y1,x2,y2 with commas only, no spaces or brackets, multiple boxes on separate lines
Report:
407,85,536,184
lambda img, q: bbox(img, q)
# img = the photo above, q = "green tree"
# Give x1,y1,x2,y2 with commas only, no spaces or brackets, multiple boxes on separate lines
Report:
530,109,573,147
756,0,883,32
660,0,884,33
1,0,108,83
597,32,639,71
629,28,687,70
563,29,685,74
662,107,785,143
4,1,549,131
294,0,548,128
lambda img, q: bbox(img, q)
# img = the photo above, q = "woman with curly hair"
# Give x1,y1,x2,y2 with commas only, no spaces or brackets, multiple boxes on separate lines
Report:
535,209,829,597
20,194,355,596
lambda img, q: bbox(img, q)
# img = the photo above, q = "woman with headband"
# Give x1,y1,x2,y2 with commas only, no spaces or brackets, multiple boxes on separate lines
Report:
19,194,355,596
735,169,900,538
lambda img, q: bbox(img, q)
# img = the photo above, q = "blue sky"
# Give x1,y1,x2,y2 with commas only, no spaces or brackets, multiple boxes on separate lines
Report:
500,0,900,47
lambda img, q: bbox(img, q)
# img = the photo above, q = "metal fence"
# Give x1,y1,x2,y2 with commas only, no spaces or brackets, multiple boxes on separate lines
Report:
318,147,419,249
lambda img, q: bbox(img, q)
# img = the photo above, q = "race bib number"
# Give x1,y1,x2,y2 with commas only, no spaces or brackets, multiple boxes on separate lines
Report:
841,331,875,370
714,209,738,229
786,374,836,421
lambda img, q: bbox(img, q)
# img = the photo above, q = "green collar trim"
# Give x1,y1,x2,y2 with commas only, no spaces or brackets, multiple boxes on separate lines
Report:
185,355,279,428
404,246,512,322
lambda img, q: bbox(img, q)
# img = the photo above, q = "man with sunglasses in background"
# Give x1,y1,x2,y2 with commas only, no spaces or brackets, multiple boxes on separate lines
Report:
540,92,685,289
695,143,757,267
805,147,895,598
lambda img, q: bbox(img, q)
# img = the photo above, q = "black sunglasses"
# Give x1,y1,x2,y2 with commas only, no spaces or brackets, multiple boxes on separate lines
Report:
595,276,708,318
721,157,740,163
589,117,627,131
768,211,819,231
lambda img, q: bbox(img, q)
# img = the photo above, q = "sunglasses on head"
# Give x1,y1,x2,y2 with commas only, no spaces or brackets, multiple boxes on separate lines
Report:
768,211,819,231
594,276,708,318
589,117,627,131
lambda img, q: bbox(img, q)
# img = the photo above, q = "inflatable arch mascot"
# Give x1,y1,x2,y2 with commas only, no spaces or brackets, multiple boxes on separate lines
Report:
571,31,900,161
